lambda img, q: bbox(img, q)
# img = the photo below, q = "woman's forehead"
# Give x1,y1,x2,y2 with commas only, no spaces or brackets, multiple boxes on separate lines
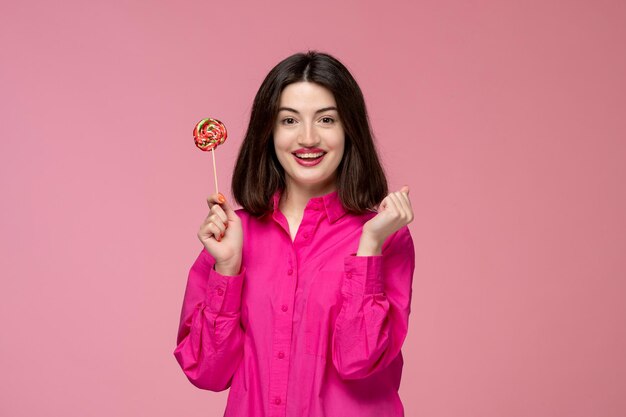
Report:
278,81,337,110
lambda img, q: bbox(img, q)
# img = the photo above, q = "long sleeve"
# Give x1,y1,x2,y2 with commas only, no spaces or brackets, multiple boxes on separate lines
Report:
331,226,415,379
173,248,246,391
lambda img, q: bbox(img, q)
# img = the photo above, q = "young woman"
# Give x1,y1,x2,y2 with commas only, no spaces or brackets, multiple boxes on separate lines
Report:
174,51,415,417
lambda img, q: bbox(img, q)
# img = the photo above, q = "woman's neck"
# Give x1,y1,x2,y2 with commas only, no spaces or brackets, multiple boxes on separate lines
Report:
279,181,336,218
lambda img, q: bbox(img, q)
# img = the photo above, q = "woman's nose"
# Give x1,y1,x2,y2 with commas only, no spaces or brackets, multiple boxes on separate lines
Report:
298,124,319,146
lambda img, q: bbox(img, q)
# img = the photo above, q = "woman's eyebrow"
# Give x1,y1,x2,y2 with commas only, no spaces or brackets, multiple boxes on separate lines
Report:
278,106,338,114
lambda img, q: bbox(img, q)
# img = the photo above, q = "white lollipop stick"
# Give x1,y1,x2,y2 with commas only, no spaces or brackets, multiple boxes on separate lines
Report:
211,148,219,194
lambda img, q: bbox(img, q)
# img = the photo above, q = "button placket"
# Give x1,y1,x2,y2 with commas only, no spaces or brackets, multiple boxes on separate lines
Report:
269,255,295,414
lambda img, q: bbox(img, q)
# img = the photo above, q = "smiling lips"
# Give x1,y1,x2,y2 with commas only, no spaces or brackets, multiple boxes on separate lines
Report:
292,148,327,166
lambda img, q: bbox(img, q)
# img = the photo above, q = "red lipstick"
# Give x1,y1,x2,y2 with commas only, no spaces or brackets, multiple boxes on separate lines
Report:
293,147,325,155
291,148,327,167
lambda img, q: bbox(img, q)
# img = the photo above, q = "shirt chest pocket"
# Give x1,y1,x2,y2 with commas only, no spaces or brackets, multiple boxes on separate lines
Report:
304,270,344,357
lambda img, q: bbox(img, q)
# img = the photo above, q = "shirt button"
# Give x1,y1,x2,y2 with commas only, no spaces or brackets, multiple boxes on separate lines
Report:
303,232,309,239
274,397,281,405
278,351,285,359
346,272,352,279
287,268,293,275
216,288,224,296
281,304,288,312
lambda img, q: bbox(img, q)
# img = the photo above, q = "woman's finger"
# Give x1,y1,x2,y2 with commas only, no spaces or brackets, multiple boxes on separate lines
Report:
211,204,228,225
206,221,224,241
384,193,401,216
388,192,403,213
207,193,238,224
397,193,413,221
200,213,225,235
218,195,238,220
208,214,226,234
206,192,226,208
393,191,411,217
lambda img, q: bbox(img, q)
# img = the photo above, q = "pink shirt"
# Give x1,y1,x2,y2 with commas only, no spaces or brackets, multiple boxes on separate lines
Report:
173,189,415,417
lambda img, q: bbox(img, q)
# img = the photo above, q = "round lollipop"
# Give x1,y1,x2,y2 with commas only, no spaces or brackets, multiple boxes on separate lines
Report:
193,118,227,194
194,118,227,151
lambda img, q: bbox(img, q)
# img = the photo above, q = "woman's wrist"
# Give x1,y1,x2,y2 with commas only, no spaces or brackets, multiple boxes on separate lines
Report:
214,258,242,276
356,232,383,256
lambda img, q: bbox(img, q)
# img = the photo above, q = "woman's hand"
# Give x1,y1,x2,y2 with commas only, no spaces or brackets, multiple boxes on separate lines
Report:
197,193,243,275
358,185,414,256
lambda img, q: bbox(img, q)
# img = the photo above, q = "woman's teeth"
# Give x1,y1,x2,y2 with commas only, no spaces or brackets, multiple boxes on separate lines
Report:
295,152,324,159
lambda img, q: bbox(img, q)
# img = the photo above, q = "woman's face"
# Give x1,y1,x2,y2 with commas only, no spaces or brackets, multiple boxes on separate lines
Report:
273,81,345,193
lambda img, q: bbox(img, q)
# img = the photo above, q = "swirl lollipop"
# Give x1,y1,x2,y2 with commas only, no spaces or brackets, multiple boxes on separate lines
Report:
193,118,227,193
194,118,227,151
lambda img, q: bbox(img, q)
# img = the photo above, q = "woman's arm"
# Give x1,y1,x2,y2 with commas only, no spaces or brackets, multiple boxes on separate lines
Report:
331,226,415,379
173,248,245,391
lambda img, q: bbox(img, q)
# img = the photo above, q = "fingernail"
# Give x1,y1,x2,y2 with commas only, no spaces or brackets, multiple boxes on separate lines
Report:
218,193,226,203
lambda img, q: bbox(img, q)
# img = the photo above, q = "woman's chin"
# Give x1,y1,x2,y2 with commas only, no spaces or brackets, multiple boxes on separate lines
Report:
286,173,337,190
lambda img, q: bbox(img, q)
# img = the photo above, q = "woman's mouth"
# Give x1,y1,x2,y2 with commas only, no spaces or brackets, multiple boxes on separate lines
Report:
292,151,326,166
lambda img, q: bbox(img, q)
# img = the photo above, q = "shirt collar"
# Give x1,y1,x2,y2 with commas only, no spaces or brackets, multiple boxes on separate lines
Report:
270,188,347,224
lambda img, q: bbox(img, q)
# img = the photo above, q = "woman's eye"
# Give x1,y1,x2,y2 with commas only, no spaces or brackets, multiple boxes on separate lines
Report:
320,117,334,124
282,117,296,125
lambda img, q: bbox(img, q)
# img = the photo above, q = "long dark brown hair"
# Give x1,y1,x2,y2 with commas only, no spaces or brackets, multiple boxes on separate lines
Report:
232,50,388,216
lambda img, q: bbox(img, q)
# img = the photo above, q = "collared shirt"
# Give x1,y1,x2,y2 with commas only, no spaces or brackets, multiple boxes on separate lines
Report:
173,189,415,417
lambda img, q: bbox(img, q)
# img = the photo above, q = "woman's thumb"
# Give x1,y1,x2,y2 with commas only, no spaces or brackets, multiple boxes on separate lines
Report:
218,193,237,218
400,185,410,195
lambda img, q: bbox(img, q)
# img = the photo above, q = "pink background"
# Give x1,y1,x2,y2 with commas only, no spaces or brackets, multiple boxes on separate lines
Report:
1,0,625,416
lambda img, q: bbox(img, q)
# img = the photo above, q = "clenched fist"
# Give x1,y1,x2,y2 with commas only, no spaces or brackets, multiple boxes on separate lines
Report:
198,193,243,276
358,185,414,255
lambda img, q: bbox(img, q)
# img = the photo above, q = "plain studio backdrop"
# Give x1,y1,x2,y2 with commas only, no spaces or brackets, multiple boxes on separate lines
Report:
1,1,625,416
